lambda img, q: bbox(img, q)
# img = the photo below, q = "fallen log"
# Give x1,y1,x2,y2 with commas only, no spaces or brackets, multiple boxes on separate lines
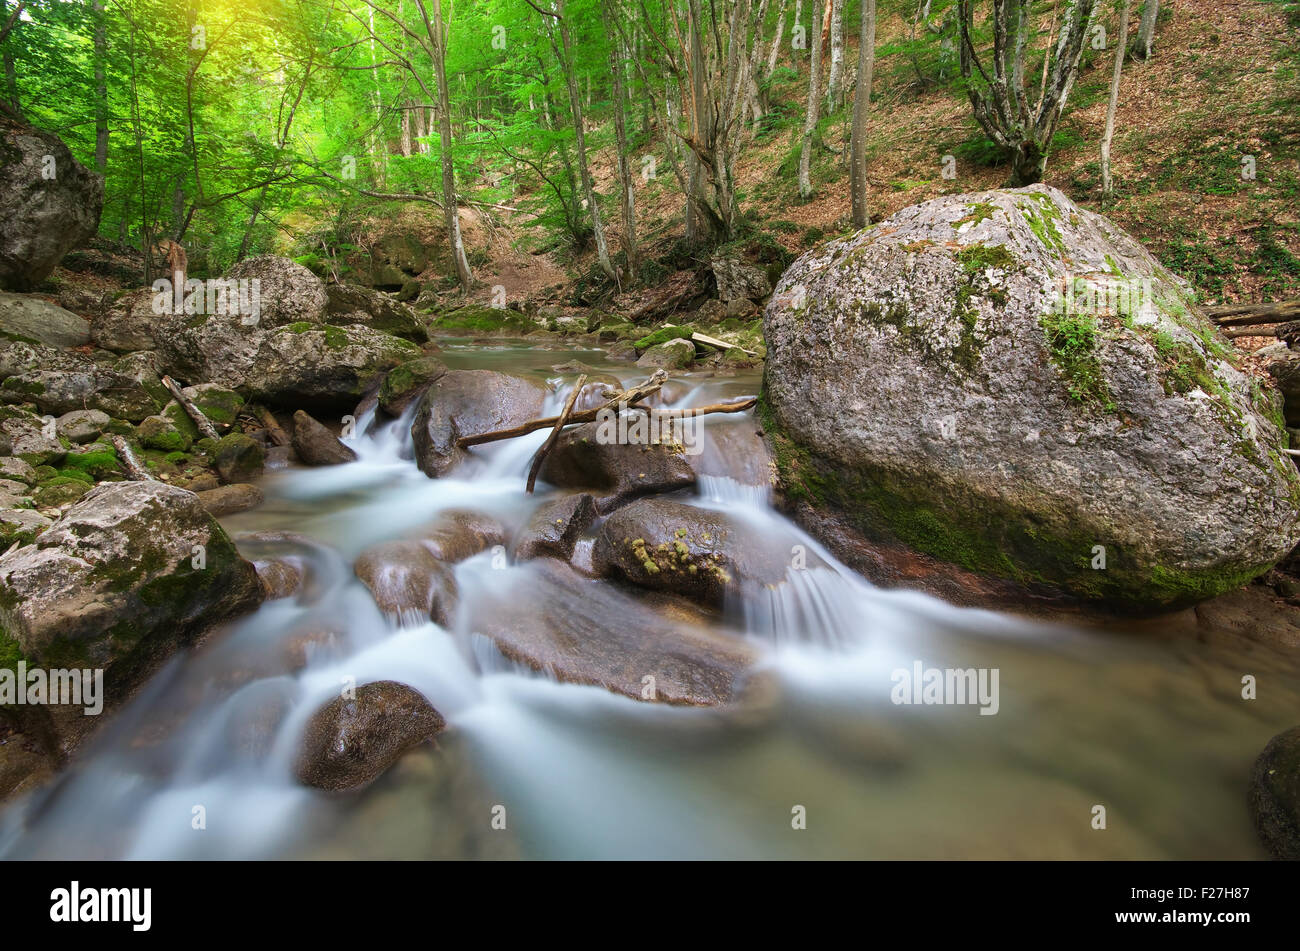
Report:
161,375,221,441
457,370,668,448
252,404,292,448
526,373,586,494
689,331,757,356
1205,299,1300,327
110,435,155,481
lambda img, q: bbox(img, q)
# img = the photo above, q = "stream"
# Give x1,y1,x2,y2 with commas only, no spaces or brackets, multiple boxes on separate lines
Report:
2,338,1297,860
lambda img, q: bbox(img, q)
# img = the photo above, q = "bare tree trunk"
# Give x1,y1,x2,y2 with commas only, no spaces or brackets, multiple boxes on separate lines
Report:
1132,0,1158,59
850,0,877,228
825,0,845,111
1,0,20,119
400,101,412,156
604,1,638,279
92,0,108,175
1100,0,1132,198
798,0,826,199
554,0,614,280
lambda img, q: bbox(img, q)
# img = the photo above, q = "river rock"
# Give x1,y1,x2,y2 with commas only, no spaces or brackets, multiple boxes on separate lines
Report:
0,292,90,347
1249,725,1300,860
295,681,446,791
761,184,1300,608
512,494,597,562
244,324,419,410
225,255,328,328
196,483,264,517
416,509,507,563
411,369,548,477
636,337,696,369
592,497,809,606
0,340,160,421
0,120,103,291
536,420,696,513
292,410,357,466
212,433,265,484
0,482,263,721
378,355,447,417
324,283,427,342
354,539,458,624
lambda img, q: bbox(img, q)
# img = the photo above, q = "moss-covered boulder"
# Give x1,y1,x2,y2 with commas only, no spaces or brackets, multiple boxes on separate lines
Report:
243,323,419,411
324,283,428,342
0,508,50,548
637,337,696,370
378,355,447,417
137,413,193,452
212,433,265,484
761,184,1300,609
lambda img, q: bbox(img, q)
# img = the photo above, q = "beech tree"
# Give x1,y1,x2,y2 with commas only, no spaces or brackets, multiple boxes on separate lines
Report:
850,0,877,228
1100,0,1133,198
1132,0,1158,60
957,0,1098,186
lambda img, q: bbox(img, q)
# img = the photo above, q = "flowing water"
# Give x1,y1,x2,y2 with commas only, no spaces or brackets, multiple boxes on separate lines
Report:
2,338,1298,860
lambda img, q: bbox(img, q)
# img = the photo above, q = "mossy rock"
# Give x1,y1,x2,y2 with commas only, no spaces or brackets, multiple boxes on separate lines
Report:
212,433,265,484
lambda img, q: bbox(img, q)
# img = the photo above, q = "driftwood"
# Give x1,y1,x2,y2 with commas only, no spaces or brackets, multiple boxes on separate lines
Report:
1205,299,1300,328
457,370,668,448
161,375,221,441
110,435,155,481
252,404,292,447
526,373,586,494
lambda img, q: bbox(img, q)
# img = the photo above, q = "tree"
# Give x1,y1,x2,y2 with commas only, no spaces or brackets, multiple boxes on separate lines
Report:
1100,0,1132,198
957,0,1099,186
825,0,844,110
798,0,825,198
850,0,877,228
1132,0,1158,60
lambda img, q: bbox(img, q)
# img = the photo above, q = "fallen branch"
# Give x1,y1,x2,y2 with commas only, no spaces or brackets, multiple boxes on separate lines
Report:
689,331,757,356
252,404,292,448
1205,299,1300,328
457,370,668,448
162,376,221,441
526,373,586,494
110,435,155,481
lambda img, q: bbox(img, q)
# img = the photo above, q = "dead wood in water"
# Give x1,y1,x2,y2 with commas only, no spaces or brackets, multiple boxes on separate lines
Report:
526,373,586,494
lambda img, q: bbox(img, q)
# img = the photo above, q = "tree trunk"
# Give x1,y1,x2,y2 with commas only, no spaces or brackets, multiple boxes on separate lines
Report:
604,3,638,280
849,0,877,228
825,0,844,110
92,0,109,174
798,0,826,199
1132,0,1159,59
1100,0,1133,198
1,0,19,120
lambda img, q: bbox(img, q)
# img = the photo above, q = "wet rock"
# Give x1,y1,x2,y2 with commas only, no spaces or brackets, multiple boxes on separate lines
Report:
244,323,419,411
636,337,695,369
762,183,1300,608
324,283,428,342
537,420,696,513
55,409,110,444
692,417,775,488
354,539,458,624
411,369,548,477
378,355,447,416
255,558,303,600
0,292,90,347
417,509,507,563
196,483,264,517
212,433,265,484
592,497,800,606
512,494,597,562
292,410,357,466
295,681,446,792
0,482,263,728
0,121,103,291
225,255,328,327
1250,726,1300,860
470,559,762,706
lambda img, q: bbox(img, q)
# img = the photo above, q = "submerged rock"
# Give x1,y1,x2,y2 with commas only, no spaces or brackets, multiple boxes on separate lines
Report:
1250,726,1300,860
761,184,1300,608
295,681,445,792
416,509,507,563
411,369,548,477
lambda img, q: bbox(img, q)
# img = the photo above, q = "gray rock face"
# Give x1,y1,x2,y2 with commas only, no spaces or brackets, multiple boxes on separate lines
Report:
153,309,265,390
537,420,696,513
411,369,548,477
0,292,90,347
55,409,109,444
91,287,158,352
761,184,1300,607
0,482,263,681
1250,725,1300,860
324,283,427,341
243,324,420,410
292,410,357,466
712,254,772,302
0,123,103,291
294,681,445,791
225,255,328,328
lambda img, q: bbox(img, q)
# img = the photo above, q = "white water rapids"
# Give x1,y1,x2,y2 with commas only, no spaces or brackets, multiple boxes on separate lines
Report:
1,340,1295,859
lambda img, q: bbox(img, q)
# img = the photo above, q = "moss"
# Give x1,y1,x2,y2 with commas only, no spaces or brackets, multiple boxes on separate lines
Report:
1038,309,1114,409
430,305,535,336
164,451,190,465
55,468,94,485
0,629,25,674
285,321,315,333
322,325,350,350
955,201,997,228
633,326,695,351
63,445,123,479
1018,193,1069,259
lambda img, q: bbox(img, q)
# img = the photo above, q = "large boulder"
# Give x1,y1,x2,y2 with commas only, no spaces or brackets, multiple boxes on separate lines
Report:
91,288,159,352
0,340,160,420
537,420,696,513
224,255,328,328
243,323,420,410
0,120,103,291
411,369,548,477
294,681,445,791
1250,725,1300,860
0,482,263,746
153,309,266,391
324,283,428,342
0,292,90,347
377,355,447,417
761,184,1300,608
